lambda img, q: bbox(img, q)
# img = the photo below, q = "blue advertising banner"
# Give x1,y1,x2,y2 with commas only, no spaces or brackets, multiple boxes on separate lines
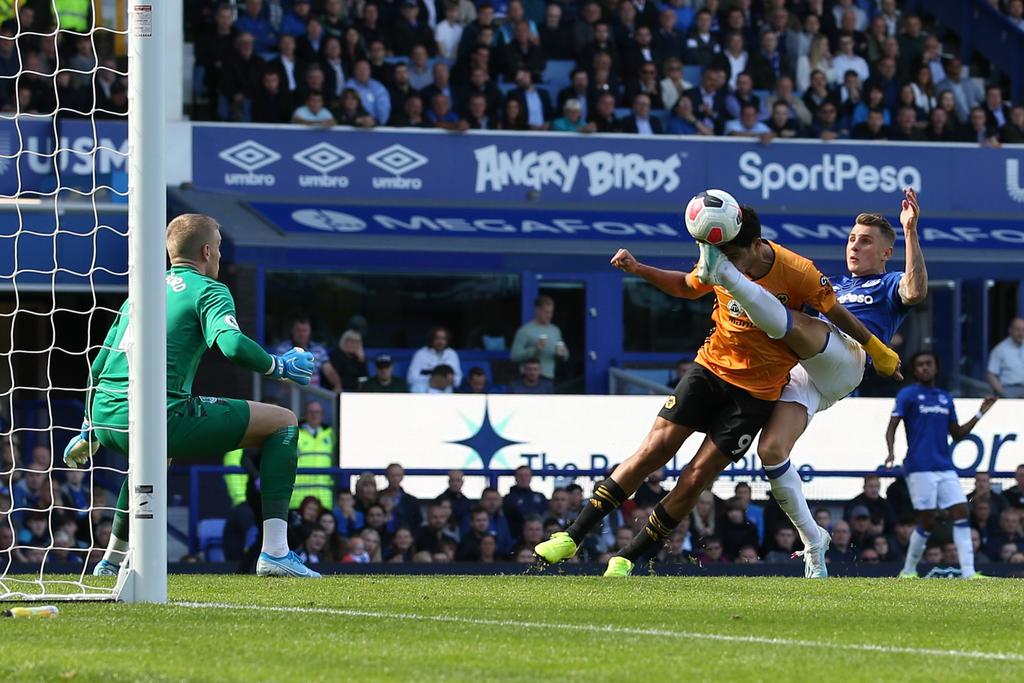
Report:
248,202,1024,250
193,124,1024,218
0,119,127,196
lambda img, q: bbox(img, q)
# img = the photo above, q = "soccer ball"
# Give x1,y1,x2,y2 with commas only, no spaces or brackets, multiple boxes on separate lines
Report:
684,189,743,245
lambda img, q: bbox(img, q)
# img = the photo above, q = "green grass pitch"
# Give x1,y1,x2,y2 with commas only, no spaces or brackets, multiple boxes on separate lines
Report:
3,575,1023,682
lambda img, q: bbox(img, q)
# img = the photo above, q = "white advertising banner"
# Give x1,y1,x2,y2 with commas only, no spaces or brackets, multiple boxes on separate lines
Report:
339,395,1023,500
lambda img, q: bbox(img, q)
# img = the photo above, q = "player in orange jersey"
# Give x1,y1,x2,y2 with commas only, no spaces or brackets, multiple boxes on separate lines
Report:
535,203,900,576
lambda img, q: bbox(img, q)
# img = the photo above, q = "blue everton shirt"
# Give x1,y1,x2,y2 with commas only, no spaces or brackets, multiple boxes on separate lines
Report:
892,384,958,473
826,271,910,344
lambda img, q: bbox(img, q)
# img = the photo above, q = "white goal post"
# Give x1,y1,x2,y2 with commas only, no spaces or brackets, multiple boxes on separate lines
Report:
0,1,167,603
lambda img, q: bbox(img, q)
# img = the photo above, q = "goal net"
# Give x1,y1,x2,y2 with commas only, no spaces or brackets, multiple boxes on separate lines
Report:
0,2,164,602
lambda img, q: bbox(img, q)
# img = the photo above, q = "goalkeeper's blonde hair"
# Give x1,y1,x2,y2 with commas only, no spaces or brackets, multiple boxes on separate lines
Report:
166,213,220,261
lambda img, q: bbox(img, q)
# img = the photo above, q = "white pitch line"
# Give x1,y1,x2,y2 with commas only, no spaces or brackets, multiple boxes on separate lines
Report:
173,601,1024,663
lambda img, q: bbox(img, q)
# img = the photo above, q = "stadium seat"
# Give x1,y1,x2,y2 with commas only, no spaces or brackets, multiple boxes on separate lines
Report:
198,518,226,563
498,82,517,96
542,60,575,88
614,107,631,120
651,108,669,129
683,65,702,87
383,55,410,65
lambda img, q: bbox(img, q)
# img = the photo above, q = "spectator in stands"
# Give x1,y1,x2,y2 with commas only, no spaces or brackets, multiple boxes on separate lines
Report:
986,508,1023,560
888,105,924,141
807,101,845,140
539,3,571,60
342,536,370,563
936,57,983,123
435,1,463,59
925,106,956,142
556,69,590,121
333,86,375,126
587,51,622,106
360,354,407,393
251,70,292,123
871,534,898,563
590,91,621,132
510,295,567,380
327,329,367,392
826,520,856,562
552,98,595,132
364,504,392,547
1005,464,1024,509
659,58,691,115
982,85,1010,131
987,318,1024,398
384,64,417,119
421,62,454,110
391,93,428,127
508,358,553,394
385,527,415,562
321,0,347,40
851,108,889,140
392,0,435,57
1001,105,1024,144
935,89,962,129
407,326,462,391
620,92,662,135
508,67,553,130
725,102,771,139
417,364,456,393
971,498,997,549
503,466,547,540
292,401,335,511
733,482,764,543
571,1,601,56
697,535,728,564
802,69,836,119
415,502,459,555
970,472,1008,517
847,505,875,549
474,487,513,553
684,8,719,69
353,472,378,514
195,4,237,110
435,470,471,527
690,490,721,544
720,498,759,561
682,66,727,134
910,65,937,114
762,526,799,563
403,45,431,92
1008,0,1024,30
965,107,1004,146
236,0,277,57
748,31,785,91
457,366,488,393
766,100,800,138
499,97,528,130
291,90,336,126
845,475,895,535
714,32,747,92
268,33,302,99
970,528,991,565
866,56,900,110
296,16,324,62
220,32,265,121
624,62,664,111
334,490,364,537
501,19,546,83
796,34,834,94
832,34,869,85
360,528,382,562
345,59,391,126
458,507,498,560
426,92,468,130
633,468,668,509
894,84,926,123
763,74,811,128
318,512,347,562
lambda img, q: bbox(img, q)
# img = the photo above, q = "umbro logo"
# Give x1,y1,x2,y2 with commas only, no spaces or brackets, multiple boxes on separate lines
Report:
293,142,355,174
367,144,428,176
218,140,281,172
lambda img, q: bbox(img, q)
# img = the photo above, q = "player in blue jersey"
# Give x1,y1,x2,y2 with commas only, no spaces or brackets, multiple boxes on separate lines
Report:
697,188,926,577
885,351,996,578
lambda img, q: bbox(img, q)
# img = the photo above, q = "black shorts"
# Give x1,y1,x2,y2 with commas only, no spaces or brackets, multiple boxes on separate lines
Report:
659,364,775,462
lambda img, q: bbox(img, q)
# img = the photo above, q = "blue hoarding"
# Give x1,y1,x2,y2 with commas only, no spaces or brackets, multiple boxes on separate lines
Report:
194,124,1024,218
249,201,1024,251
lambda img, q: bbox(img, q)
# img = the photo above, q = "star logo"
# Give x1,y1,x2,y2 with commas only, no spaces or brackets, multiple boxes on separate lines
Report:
448,400,523,469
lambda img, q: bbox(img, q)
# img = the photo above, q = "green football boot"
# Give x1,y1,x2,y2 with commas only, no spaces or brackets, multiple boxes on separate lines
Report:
603,556,634,577
534,532,578,564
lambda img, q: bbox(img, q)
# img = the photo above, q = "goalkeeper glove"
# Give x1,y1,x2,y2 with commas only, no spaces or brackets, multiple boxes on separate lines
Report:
63,420,100,469
864,335,900,377
266,347,315,385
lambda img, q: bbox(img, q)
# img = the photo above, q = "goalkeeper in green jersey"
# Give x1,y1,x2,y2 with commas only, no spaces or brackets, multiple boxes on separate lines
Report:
64,213,320,578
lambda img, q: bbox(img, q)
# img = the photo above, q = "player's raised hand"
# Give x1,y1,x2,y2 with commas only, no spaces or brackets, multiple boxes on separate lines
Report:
980,395,997,414
610,248,639,273
899,187,920,233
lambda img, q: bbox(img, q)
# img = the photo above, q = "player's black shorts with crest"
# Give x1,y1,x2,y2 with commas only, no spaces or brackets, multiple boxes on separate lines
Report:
659,364,775,462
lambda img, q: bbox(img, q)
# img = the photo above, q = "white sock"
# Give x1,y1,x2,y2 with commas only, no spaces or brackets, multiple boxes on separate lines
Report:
764,459,820,547
953,521,975,578
102,535,129,565
903,528,929,574
717,258,791,339
261,518,289,557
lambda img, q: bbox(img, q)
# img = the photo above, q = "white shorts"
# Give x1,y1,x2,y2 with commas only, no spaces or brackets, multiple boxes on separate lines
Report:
907,470,967,511
779,323,866,419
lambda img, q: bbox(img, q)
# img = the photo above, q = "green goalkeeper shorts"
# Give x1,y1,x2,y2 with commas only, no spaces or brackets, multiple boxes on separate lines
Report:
90,394,251,459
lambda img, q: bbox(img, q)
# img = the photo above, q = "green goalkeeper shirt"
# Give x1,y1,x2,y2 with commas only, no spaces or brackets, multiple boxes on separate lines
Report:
91,265,274,405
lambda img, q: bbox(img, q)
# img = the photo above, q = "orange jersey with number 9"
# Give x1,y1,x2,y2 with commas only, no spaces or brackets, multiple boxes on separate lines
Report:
690,241,837,400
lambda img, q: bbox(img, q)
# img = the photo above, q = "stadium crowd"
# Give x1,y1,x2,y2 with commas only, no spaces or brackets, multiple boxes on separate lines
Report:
210,462,1024,568
191,0,1024,143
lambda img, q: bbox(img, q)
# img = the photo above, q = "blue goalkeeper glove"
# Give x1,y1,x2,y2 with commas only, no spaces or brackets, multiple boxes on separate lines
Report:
63,420,100,469
266,347,315,385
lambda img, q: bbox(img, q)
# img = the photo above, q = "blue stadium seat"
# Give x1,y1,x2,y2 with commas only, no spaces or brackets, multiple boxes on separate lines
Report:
498,82,517,96
651,108,669,130
614,107,631,120
683,65,702,87
542,60,575,88
198,518,226,563
383,55,410,65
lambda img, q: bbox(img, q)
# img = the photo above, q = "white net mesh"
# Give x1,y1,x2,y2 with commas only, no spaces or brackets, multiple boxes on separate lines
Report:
0,3,130,601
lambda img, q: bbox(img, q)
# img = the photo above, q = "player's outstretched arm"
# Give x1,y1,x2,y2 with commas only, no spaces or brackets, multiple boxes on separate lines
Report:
897,187,928,306
216,332,314,385
949,396,997,441
884,415,902,469
824,302,903,380
610,248,711,300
